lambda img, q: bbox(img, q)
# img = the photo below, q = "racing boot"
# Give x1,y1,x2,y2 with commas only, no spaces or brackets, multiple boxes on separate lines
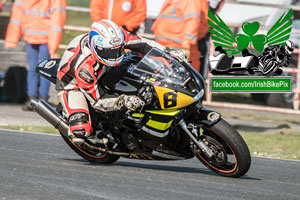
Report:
68,112,92,146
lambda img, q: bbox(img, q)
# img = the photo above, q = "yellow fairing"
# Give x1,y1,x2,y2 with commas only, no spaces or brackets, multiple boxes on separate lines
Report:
154,86,194,109
146,120,173,131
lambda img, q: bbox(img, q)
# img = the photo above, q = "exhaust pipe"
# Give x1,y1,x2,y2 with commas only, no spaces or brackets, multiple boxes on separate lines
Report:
30,99,137,157
31,99,69,137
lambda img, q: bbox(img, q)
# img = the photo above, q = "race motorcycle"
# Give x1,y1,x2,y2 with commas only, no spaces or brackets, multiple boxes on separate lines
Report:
32,48,251,178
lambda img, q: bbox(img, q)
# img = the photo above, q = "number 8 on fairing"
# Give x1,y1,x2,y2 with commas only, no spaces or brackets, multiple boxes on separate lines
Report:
163,92,177,108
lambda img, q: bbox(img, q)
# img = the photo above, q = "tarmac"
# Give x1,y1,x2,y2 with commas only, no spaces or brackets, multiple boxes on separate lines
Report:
0,83,300,134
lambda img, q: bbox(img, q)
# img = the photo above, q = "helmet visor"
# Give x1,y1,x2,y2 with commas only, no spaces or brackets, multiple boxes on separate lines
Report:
96,45,124,60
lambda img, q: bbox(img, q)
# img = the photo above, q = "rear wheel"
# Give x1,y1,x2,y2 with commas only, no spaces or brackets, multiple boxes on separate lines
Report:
57,103,120,164
195,119,251,178
60,134,120,164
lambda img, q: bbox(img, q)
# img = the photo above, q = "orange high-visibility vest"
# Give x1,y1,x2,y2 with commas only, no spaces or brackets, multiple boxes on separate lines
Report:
90,0,146,32
152,0,201,50
190,0,225,71
5,0,66,56
198,0,209,40
190,0,209,71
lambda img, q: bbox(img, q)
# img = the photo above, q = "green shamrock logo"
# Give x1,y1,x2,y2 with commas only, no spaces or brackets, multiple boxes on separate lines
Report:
208,9,293,55
234,22,267,53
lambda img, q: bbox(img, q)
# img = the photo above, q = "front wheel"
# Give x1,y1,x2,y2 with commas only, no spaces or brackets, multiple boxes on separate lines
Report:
195,119,251,178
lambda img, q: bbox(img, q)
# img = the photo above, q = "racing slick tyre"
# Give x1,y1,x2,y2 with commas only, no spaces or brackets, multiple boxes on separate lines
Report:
196,119,251,178
56,103,120,164
60,134,120,164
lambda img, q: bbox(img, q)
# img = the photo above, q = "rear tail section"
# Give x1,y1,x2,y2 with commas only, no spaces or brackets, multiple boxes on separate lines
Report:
36,59,61,84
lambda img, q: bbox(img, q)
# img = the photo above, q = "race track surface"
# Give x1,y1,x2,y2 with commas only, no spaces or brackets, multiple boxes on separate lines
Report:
0,129,299,200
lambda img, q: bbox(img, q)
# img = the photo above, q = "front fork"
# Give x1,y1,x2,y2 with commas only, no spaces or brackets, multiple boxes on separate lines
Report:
178,119,214,158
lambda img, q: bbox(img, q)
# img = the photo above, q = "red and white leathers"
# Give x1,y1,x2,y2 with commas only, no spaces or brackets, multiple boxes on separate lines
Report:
57,29,165,137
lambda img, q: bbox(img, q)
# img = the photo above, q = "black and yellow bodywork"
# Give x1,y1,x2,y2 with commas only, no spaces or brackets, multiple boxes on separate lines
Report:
153,86,195,110
132,85,198,138
130,83,201,138
131,109,180,138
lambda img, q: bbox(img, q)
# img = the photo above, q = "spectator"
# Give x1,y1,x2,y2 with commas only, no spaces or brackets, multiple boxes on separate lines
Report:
5,0,66,111
90,0,146,34
190,0,224,77
152,0,201,62
0,0,6,13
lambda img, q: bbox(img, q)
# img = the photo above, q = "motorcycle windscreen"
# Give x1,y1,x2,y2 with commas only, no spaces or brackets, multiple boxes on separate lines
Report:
130,48,191,87
36,59,61,84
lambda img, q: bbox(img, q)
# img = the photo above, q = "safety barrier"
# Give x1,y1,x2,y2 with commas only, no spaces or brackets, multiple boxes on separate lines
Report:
1,1,300,114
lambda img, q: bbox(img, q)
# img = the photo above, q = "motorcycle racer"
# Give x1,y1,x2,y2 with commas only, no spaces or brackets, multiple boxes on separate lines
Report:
257,40,294,75
57,20,184,144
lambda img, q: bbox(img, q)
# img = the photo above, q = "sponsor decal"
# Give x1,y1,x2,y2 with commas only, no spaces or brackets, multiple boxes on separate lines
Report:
39,70,51,78
153,81,161,86
44,60,56,69
69,113,86,122
78,69,94,83
38,59,48,68
146,78,156,84
109,38,121,45
207,112,220,122
127,64,135,72
72,129,85,136
95,35,104,46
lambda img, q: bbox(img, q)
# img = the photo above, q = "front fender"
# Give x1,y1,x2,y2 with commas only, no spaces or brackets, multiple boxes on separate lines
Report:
186,106,221,126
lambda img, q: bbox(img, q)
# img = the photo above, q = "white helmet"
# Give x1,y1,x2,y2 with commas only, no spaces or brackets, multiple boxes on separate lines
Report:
284,40,294,55
88,20,125,66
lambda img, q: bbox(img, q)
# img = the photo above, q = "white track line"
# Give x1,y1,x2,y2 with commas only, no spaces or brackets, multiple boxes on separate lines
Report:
0,128,60,136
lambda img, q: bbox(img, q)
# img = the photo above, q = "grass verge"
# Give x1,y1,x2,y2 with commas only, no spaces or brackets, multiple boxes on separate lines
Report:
240,131,300,160
1,125,300,161
0,125,59,135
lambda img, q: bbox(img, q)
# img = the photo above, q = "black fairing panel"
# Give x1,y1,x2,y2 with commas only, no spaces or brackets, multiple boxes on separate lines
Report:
101,54,142,95
181,61,205,92
36,59,61,84
115,80,138,94
186,105,221,126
